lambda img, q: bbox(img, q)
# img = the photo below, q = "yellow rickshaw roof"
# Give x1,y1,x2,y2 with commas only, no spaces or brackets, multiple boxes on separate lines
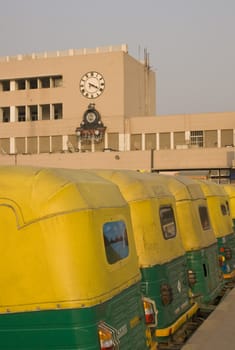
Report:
155,175,205,201
196,179,228,197
223,184,235,199
0,166,128,223
92,169,174,202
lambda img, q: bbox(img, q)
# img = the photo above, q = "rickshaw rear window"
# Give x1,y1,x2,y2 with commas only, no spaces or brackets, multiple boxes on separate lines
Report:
220,204,227,216
103,220,129,264
199,206,211,230
159,206,177,240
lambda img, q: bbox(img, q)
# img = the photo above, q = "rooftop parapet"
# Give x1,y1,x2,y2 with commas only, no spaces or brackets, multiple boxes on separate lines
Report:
0,44,128,62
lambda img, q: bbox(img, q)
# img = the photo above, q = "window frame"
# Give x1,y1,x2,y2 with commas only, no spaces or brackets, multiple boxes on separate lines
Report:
159,205,177,240
103,220,129,264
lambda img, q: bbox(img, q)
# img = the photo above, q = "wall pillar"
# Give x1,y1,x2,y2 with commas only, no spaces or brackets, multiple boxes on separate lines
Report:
156,133,159,150
10,137,15,154
10,106,16,122
142,133,145,151
217,130,221,148
170,132,174,149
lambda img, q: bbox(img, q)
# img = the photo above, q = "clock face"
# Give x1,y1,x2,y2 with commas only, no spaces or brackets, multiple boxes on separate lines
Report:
80,71,105,99
86,111,97,123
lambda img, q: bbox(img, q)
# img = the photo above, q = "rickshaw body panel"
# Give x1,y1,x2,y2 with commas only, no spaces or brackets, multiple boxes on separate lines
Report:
141,255,192,329
0,284,147,350
186,244,223,304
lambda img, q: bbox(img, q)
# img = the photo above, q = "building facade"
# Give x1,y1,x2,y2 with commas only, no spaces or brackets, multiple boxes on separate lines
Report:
0,44,235,182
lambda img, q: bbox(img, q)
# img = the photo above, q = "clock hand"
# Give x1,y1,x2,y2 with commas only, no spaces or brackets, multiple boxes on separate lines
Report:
89,82,98,89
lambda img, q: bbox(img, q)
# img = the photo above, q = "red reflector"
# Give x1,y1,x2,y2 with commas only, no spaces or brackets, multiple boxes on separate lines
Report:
145,313,155,324
143,298,157,326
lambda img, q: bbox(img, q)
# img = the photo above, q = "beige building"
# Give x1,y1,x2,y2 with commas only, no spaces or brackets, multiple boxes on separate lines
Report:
0,44,235,182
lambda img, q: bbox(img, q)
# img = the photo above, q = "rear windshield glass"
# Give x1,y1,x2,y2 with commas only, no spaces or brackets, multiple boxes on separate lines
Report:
103,220,129,264
159,206,177,239
220,204,227,216
199,206,211,230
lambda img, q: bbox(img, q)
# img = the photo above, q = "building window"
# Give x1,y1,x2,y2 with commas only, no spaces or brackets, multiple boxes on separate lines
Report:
131,134,142,150
28,78,38,89
0,80,10,91
52,75,62,87
53,103,63,119
1,75,62,91
107,133,119,151
2,107,10,122
41,104,50,120
204,130,217,148
51,135,62,153
0,138,10,154
40,77,50,88
174,131,186,149
94,137,105,152
159,132,170,149
103,220,129,264
16,79,26,90
15,137,26,154
221,129,233,147
67,135,78,152
39,136,50,153
190,130,204,147
27,137,37,154
17,106,26,122
29,105,38,121
145,133,156,150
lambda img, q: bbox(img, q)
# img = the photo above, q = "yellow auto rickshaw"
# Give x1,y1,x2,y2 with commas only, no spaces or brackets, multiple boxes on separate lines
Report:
93,169,198,343
153,174,224,306
197,179,235,280
0,166,154,350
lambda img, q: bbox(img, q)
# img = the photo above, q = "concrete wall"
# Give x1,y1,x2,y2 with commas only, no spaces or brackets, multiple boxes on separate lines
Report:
1,147,234,171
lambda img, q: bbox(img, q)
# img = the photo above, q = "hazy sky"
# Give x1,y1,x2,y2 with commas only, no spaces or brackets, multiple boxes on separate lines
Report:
0,0,234,115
